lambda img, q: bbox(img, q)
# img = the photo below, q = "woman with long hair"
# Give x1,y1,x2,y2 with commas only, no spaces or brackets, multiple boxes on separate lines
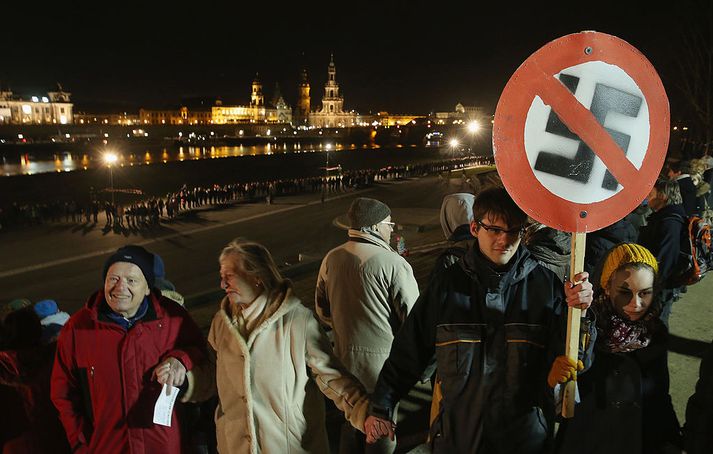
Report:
187,238,368,453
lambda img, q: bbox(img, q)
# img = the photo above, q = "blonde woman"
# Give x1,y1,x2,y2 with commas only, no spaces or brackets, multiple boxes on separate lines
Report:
550,243,682,453
188,238,368,454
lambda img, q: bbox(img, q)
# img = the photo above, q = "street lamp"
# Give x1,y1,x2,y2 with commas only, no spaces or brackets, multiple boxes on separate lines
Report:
322,143,333,203
103,152,118,206
467,120,481,134
465,120,483,156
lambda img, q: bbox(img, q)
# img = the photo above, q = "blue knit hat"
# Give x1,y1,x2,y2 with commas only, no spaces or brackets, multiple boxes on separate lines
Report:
153,253,166,280
34,299,59,319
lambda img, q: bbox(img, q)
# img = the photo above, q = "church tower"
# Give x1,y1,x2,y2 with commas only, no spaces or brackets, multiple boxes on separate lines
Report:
296,68,311,125
320,54,344,115
250,73,264,107
308,54,355,128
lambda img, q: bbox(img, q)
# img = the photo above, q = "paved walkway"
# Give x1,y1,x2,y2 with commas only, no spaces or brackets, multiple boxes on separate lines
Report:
2,171,709,452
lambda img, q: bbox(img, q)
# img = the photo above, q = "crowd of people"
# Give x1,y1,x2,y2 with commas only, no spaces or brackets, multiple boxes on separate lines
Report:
0,156,492,232
1,155,712,454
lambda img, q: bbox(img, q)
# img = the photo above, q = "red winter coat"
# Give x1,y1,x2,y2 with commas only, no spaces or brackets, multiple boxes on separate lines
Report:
0,343,70,454
50,290,207,454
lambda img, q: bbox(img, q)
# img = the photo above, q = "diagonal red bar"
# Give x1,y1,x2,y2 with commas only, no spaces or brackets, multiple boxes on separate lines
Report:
533,71,640,186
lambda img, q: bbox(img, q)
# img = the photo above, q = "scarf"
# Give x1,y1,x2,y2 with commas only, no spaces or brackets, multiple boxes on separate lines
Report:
594,294,659,353
101,296,150,330
230,291,269,338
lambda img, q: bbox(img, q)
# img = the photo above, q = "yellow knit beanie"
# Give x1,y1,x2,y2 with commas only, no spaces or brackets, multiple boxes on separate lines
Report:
600,243,659,289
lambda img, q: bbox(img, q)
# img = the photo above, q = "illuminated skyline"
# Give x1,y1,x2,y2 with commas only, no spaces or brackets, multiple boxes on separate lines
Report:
2,1,707,119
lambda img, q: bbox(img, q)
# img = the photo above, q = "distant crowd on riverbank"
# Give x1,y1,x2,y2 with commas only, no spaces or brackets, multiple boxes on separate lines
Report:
0,156,493,232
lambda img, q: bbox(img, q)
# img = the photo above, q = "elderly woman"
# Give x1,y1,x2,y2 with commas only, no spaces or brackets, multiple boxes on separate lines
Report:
549,243,682,453
188,238,368,454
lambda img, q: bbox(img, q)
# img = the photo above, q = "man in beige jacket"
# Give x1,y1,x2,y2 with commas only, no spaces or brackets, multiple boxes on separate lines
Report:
316,197,420,453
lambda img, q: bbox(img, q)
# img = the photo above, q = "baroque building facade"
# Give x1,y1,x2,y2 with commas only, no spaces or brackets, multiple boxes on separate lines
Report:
212,74,292,124
309,55,356,128
0,85,73,125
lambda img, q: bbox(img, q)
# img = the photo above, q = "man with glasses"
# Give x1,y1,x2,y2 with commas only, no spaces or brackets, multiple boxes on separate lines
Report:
364,187,594,454
316,197,419,454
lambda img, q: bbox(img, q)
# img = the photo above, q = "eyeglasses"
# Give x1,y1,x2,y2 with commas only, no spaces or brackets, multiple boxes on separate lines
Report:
476,220,525,237
379,221,396,228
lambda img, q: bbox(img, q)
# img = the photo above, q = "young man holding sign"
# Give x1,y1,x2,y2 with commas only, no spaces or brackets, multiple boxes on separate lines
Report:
365,187,594,454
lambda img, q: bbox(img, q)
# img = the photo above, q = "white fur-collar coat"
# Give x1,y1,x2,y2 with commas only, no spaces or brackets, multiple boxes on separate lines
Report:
191,288,368,454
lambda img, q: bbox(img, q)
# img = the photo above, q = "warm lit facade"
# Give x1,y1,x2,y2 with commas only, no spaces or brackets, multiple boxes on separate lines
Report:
0,87,73,125
294,68,310,126
74,112,140,125
139,109,184,125
211,74,292,124
309,55,356,128
371,112,426,127
138,107,212,125
433,103,489,125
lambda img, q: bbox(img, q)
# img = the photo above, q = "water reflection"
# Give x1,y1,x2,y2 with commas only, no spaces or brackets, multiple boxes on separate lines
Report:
0,142,417,177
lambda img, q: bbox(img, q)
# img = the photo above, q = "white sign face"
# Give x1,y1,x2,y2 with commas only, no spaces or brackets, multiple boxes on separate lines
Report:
523,61,650,204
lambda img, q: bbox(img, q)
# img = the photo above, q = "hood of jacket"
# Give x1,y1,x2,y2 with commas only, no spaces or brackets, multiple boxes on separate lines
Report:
440,193,476,241
524,224,571,268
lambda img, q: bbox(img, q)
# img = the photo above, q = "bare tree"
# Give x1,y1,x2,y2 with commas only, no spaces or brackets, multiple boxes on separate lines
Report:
676,1,713,156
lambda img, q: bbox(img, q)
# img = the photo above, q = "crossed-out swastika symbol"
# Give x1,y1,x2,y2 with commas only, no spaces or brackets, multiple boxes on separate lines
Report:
533,73,643,191
493,31,669,233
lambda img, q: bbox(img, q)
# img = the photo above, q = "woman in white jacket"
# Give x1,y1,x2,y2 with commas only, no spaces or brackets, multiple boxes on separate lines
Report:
189,238,368,454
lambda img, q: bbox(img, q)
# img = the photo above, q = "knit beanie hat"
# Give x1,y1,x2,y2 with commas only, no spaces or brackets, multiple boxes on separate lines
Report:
153,253,166,280
103,245,155,287
34,299,59,319
347,197,391,229
0,298,32,322
600,243,659,289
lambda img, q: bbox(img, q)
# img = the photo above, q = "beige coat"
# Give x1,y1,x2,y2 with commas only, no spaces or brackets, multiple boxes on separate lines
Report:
189,288,368,454
315,230,419,391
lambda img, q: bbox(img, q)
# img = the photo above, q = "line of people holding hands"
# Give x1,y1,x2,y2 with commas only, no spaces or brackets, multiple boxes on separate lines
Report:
2,181,710,453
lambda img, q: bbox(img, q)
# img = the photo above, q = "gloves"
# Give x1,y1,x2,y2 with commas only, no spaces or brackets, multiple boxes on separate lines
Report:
547,355,583,388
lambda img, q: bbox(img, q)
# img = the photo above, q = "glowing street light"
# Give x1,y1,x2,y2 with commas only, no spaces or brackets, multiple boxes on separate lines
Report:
449,138,460,148
467,120,481,134
104,152,118,205
104,152,118,165
321,143,333,203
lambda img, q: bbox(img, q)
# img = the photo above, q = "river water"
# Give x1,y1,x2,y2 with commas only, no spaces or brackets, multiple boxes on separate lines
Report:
0,142,423,177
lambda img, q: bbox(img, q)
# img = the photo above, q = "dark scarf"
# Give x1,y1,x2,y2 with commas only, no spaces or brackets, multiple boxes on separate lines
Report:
593,293,660,353
100,296,150,330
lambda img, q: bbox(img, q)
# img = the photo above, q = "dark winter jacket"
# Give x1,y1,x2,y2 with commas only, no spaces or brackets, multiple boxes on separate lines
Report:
637,203,686,288
585,219,638,289
555,320,682,453
684,338,713,454
524,224,571,284
51,290,208,454
370,245,594,454
676,175,699,216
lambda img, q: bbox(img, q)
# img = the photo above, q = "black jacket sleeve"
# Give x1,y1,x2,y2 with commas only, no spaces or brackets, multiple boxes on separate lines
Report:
369,270,445,420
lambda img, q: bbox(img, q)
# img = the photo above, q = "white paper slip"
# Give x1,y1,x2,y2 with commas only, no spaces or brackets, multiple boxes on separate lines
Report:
153,384,180,427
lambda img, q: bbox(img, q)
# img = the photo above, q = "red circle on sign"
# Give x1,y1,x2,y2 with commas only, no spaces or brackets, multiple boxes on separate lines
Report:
493,32,669,233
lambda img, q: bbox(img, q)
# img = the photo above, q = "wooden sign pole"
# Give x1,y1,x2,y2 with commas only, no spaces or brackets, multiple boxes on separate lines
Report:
562,231,586,418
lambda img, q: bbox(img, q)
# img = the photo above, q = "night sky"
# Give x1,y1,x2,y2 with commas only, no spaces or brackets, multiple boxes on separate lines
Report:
2,1,707,118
